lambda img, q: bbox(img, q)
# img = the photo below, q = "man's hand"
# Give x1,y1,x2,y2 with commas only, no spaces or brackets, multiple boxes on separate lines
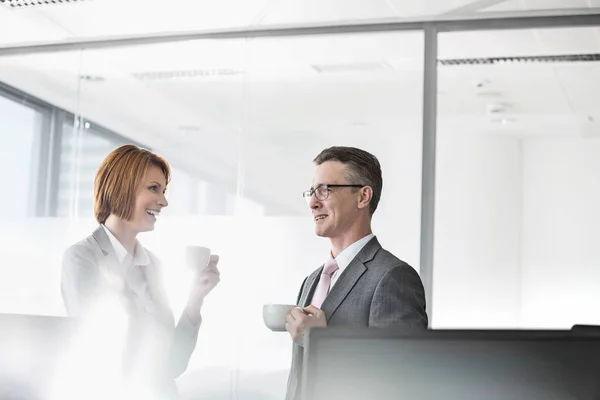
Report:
285,305,327,347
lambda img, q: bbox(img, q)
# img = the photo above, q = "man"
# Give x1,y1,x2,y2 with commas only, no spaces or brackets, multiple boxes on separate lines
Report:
285,146,428,400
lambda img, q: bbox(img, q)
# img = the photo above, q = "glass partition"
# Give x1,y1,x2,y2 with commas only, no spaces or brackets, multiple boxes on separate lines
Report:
434,26,600,329
0,30,424,399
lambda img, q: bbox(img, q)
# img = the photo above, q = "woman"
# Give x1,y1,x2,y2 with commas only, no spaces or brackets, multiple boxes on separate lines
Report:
61,144,220,399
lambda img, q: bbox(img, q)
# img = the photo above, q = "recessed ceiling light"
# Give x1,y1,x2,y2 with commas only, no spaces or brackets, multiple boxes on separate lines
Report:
1,0,90,8
79,75,105,82
348,121,369,127
476,90,503,98
487,103,507,114
473,79,490,88
491,117,515,125
133,69,244,81
312,63,392,73
178,126,202,132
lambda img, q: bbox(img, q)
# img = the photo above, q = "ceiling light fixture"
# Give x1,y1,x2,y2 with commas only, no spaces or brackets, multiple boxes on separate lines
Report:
133,69,244,81
79,75,105,82
312,63,392,73
0,0,90,8
439,53,600,66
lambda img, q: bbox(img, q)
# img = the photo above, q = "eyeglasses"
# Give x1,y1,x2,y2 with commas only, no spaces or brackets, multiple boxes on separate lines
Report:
302,184,365,203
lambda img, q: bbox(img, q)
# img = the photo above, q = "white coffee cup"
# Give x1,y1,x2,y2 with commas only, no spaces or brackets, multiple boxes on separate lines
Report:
263,304,298,332
186,245,211,272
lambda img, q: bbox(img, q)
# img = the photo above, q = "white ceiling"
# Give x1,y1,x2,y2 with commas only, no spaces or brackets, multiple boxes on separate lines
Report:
487,0,600,12
0,0,598,46
0,0,459,46
0,2,599,213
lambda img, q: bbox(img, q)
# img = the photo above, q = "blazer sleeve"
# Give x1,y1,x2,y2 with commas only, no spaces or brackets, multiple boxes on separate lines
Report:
147,250,201,379
61,243,101,317
167,311,201,378
368,264,429,329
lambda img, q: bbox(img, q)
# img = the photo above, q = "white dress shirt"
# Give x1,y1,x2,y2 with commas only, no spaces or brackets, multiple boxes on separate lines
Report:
101,225,155,315
328,233,375,290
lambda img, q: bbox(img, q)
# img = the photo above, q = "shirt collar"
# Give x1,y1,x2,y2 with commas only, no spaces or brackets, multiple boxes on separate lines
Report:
330,233,375,272
101,224,150,266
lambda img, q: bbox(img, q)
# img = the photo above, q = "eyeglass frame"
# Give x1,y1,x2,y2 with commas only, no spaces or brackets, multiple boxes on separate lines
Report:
302,184,366,203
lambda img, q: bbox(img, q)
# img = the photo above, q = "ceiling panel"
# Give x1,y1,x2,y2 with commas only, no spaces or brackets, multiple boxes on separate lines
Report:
258,0,395,25
0,0,510,47
0,0,269,46
0,4,69,45
483,0,600,12
386,0,493,16
37,0,267,36
534,27,600,54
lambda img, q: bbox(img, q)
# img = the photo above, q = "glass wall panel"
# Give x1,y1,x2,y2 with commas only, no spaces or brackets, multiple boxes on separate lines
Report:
434,26,600,329
0,28,424,399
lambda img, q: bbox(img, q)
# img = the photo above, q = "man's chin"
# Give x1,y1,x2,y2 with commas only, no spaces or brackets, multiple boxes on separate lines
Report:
314,227,329,238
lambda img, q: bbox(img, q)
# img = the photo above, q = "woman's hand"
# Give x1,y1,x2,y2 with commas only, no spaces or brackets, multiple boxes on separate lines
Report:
186,255,221,313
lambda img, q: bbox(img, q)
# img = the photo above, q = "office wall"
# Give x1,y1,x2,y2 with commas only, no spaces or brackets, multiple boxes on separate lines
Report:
433,132,600,330
432,128,523,328
521,137,600,328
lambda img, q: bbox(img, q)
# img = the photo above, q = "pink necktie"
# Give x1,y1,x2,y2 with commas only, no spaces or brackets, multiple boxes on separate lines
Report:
310,259,339,309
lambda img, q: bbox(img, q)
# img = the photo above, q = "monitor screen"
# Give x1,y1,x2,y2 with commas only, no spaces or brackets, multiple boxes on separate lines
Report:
302,329,600,400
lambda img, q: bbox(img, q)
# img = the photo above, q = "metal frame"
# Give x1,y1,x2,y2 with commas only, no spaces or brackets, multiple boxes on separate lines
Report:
1,7,599,321
420,24,438,323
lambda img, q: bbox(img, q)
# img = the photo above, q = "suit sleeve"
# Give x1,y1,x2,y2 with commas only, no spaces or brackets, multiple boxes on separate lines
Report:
61,244,101,317
369,264,428,329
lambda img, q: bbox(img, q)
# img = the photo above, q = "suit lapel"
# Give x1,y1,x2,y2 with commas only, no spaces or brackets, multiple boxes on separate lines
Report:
321,237,382,320
299,268,322,307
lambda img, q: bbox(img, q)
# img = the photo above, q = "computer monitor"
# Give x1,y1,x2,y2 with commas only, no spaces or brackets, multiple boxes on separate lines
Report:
302,328,600,400
572,324,600,336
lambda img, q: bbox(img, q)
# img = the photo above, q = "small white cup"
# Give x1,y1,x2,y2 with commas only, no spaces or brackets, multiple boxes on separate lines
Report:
186,246,211,272
263,304,298,332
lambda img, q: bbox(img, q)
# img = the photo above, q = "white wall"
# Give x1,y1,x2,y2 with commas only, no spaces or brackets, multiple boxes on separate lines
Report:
520,137,600,328
432,128,523,328
433,130,600,330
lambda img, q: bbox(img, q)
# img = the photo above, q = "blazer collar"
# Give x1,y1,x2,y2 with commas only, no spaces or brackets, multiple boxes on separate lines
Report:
92,224,113,256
